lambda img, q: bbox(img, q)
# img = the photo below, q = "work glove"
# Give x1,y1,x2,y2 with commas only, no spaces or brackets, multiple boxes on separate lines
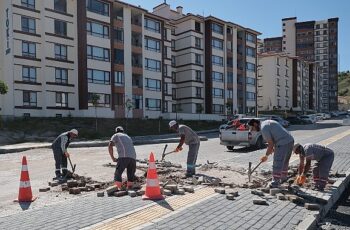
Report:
296,175,306,185
175,146,183,152
64,152,70,158
260,155,268,162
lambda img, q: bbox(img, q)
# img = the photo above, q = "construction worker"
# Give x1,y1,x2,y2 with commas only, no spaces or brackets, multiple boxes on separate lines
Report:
51,129,78,179
248,119,294,188
293,143,334,191
108,126,137,190
169,120,200,177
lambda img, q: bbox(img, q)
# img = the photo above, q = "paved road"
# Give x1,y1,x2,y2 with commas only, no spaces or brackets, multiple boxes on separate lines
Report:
0,119,349,229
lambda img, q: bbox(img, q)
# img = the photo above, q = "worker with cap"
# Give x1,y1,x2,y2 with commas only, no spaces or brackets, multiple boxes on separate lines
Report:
248,119,294,188
293,143,334,191
51,129,78,179
169,120,200,177
108,126,137,190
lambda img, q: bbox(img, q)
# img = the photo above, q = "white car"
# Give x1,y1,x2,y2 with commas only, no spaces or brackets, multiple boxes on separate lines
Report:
300,115,316,124
315,113,325,120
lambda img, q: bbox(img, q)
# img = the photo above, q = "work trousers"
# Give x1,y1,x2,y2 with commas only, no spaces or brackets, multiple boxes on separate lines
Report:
52,147,67,177
114,157,136,183
272,141,294,183
186,143,200,175
313,149,334,189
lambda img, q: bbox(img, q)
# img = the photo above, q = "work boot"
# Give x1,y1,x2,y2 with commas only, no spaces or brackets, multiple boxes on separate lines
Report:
54,170,62,180
185,172,194,178
268,180,280,188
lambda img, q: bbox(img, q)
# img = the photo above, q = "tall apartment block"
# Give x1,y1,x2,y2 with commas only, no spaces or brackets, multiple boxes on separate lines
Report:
265,17,338,112
0,0,260,119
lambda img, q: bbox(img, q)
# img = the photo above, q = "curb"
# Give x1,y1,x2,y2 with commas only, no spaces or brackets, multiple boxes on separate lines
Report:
296,168,350,230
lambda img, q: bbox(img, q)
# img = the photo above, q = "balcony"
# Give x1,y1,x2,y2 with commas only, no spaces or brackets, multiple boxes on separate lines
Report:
131,12,142,33
132,53,143,74
132,32,142,53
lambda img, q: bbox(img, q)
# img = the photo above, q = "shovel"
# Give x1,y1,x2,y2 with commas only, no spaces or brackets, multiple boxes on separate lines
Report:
61,155,76,181
248,161,263,182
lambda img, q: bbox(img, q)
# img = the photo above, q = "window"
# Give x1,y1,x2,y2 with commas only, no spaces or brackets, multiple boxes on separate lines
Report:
163,82,169,95
211,23,223,34
196,103,202,113
88,93,110,107
285,100,289,107
195,54,201,65
227,27,232,34
87,45,110,61
145,37,160,52
163,64,168,76
114,93,124,106
285,69,288,76
277,89,280,97
195,21,201,32
227,57,233,67
277,68,280,76
227,41,232,51
246,77,256,85
22,66,36,82
55,44,67,60
133,95,143,109
145,98,161,110
212,38,223,50
86,0,109,16
196,87,201,98
87,21,109,38
21,0,35,9
246,33,256,43
212,71,223,82
195,37,201,48
212,55,223,66
54,0,67,13
21,17,36,34
196,71,202,81
171,40,175,49
56,92,68,107
144,18,160,33
54,20,67,36
277,99,280,107
145,78,161,91
246,47,256,57
246,62,256,72
145,58,161,72
285,79,288,87
212,104,224,114
277,78,280,86
285,59,288,66
22,41,36,58
163,101,168,112
114,49,124,64
113,71,124,86
163,46,168,58
55,68,68,84
277,57,280,65
23,91,37,107
171,56,176,66
114,28,124,42
246,92,256,101
115,7,123,20
227,72,233,83
213,88,224,98
163,28,168,40
87,69,110,84
285,89,289,97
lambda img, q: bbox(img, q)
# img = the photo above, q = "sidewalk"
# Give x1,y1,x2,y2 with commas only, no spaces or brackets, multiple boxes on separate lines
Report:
0,129,216,154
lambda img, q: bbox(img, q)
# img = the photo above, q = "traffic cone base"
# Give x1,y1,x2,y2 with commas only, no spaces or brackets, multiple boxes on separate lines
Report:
15,156,36,203
142,152,164,200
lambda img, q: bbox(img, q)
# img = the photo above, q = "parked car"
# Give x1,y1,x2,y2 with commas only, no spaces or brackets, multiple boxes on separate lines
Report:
285,116,312,125
315,113,325,120
324,113,332,119
259,115,289,128
300,115,316,124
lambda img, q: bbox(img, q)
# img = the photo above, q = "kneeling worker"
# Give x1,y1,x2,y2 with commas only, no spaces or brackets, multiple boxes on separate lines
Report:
169,120,200,177
108,126,137,190
293,143,334,191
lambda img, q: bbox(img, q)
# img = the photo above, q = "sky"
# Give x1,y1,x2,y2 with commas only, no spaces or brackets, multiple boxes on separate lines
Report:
125,0,349,72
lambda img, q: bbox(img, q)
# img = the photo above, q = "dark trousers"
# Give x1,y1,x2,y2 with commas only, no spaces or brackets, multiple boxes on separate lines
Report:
186,143,200,175
114,158,136,182
53,148,67,177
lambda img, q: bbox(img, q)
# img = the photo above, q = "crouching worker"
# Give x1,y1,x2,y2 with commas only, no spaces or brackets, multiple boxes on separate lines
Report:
108,126,137,190
52,129,78,179
293,143,334,191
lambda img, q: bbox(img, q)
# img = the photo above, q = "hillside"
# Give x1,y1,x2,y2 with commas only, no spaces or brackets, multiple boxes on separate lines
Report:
338,71,350,96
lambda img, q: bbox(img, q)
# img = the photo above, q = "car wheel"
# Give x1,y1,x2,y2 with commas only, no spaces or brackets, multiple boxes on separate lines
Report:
227,146,234,151
255,137,264,149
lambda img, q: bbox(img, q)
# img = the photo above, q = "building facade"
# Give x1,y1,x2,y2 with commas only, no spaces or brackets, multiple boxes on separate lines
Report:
0,0,260,119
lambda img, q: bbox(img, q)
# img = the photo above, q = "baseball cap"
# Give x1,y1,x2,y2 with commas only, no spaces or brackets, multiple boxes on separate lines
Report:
169,120,177,128
70,129,78,136
115,126,124,132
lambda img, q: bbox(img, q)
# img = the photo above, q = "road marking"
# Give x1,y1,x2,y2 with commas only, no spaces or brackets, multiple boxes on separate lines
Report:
91,187,216,230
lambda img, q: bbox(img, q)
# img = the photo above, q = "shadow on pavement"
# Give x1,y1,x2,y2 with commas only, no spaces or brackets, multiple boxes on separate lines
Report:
155,199,175,211
19,202,32,211
227,146,266,154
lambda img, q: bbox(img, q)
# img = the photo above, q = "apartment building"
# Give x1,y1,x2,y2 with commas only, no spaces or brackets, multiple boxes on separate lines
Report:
263,37,282,53
282,17,338,112
258,52,319,113
0,0,260,119
153,3,260,116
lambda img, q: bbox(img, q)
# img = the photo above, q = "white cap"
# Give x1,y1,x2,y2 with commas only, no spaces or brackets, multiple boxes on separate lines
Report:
115,126,124,132
169,120,177,128
70,129,78,136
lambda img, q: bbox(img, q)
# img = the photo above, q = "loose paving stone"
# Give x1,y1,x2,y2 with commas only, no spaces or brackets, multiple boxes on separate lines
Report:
67,180,78,188
106,186,118,196
77,181,86,187
79,187,88,192
251,190,264,196
304,203,320,210
128,191,137,197
136,190,145,196
198,176,204,184
270,188,281,196
226,194,235,200
183,186,194,193
69,188,81,195
276,193,286,200
260,188,270,193
86,185,95,191
39,187,50,192
176,189,185,195
192,177,198,185
164,184,178,193
92,183,101,189
214,188,225,194
114,191,127,197
49,181,59,187
61,185,68,191
253,199,268,205
163,189,172,196
97,192,105,197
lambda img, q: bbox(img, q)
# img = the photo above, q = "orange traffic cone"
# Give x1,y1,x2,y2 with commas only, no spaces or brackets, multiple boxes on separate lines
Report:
142,152,164,200
14,156,36,202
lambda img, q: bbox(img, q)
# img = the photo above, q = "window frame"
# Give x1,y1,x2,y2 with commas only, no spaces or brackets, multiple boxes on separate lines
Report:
212,71,224,82
145,58,161,72
211,38,223,50
87,45,110,62
145,78,161,91
212,88,224,98
87,69,111,85
55,67,68,84
212,55,223,66
54,19,67,36
114,71,124,86
23,90,37,107
54,0,67,13
86,0,110,16
54,44,67,60
145,98,161,111
87,21,109,38
21,0,35,9
144,37,161,52
144,18,160,33
22,41,36,58
22,66,37,82
21,16,36,34
55,92,68,107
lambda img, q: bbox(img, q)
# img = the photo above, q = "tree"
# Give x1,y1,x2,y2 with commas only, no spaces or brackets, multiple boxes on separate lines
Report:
91,94,100,132
0,81,8,95
125,98,134,131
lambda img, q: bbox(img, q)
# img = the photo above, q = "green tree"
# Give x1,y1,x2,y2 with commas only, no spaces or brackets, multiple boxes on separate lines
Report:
91,94,100,132
125,98,134,131
0,81,8,95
